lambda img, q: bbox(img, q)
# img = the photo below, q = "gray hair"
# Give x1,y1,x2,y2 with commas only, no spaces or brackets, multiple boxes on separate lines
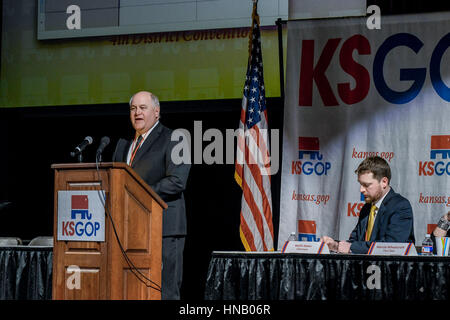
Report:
129,91,161,119
129,92,160,109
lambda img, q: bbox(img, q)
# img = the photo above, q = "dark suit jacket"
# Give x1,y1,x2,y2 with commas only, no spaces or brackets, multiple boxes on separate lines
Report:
112,122,191,237
349,188,415,254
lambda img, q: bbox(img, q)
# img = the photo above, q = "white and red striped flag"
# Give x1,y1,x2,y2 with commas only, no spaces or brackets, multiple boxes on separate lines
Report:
234,0,274,252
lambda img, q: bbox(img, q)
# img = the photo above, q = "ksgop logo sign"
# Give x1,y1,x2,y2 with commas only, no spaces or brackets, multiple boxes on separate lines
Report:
419,135,450,176
299,33,450,106
57,191,105,242
291,137,331,175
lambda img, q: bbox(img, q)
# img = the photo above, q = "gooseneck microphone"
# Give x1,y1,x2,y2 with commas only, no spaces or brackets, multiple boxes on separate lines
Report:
96,136,110,162
70,136,93,162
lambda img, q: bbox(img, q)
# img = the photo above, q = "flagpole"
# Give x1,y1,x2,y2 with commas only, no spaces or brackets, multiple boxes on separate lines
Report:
276,18,286,103
236,0,274,252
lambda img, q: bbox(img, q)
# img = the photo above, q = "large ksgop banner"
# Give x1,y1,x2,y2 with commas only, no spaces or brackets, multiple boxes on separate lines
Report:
278,12,450,249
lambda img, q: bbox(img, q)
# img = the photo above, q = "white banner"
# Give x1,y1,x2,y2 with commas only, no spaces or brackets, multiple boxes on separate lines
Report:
278,12,450,249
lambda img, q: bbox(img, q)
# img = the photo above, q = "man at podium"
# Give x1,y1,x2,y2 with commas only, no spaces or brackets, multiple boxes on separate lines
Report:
113,91,191,300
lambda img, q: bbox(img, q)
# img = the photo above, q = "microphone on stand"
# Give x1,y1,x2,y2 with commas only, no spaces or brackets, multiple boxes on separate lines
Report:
96,136,111,162
70,136,93,162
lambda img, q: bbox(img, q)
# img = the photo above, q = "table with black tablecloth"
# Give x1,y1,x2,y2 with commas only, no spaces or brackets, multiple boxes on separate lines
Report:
0,246,52,300
204,251,450,300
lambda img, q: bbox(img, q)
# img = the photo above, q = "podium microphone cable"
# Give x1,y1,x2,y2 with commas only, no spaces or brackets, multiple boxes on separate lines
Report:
95,155,161,292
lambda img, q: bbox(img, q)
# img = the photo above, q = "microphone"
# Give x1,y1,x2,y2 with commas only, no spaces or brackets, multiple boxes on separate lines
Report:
96,136,110,161
70,136,93,157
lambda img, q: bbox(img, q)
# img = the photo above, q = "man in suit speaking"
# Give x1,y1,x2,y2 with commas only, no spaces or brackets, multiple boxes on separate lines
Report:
323,156,415,254
113,91,191,299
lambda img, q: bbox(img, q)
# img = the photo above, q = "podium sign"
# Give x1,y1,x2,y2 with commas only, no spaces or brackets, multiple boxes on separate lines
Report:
57,190,106,242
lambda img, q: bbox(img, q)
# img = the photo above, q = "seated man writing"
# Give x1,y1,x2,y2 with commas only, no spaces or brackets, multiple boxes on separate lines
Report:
323,156,415,254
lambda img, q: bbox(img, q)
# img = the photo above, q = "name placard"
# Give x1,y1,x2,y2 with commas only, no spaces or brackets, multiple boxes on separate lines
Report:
281,241,329,254
57,190,106,242
367,242,417,256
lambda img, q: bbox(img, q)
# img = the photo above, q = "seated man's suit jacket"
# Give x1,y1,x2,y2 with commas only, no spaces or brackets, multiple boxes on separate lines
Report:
112,122,190,237
349,188,415,254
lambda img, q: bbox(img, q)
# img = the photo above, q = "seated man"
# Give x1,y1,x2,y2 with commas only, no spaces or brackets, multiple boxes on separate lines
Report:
323,156,415,254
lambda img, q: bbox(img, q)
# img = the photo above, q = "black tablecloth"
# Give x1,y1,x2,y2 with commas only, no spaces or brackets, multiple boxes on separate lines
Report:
204,252,450,300
0,246,52,300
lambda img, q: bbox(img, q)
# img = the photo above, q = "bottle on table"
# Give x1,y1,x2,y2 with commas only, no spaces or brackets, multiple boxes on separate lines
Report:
288,232,297,242
421,234,433,256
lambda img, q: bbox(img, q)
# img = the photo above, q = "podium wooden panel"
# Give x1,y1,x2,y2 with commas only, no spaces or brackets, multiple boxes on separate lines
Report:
51,162,167,300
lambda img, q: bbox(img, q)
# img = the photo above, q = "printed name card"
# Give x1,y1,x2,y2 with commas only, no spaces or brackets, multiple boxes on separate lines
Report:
367,242,417,256
281,240,329,254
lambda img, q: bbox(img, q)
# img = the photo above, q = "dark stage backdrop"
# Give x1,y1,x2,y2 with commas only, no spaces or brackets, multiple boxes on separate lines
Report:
1,0,449,301
0,97,284,299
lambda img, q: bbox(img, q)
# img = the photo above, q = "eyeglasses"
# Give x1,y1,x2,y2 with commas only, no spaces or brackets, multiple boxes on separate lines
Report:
130,105,149,113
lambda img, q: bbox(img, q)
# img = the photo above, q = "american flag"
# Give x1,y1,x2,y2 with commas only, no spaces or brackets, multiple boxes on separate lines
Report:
234,1,274,252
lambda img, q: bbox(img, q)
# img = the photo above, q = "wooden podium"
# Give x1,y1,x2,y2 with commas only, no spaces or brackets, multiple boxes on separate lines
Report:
51,163,167,300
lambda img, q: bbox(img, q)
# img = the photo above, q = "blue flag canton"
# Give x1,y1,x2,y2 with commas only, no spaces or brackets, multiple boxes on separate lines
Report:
243,19,266,129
